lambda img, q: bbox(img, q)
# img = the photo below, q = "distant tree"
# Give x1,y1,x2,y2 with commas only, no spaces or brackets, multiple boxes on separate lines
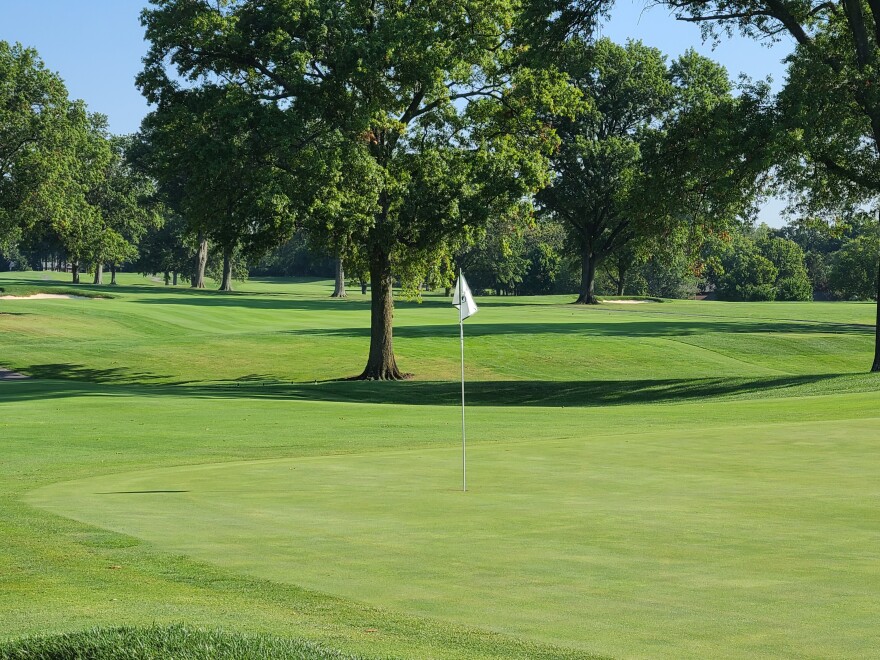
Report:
829,233,880,300
519,219,574,295
1,42,66,234
136,212,192,285
538,40,761,304
460,212,532,296
49,113,113,284
205,245,249,288
140,85,299,292
252,230,336,278
537,38,672,304
0,41,104,283
601,240,651,297
708,233,779,301
704,226,812,301
757,232,813,301
777,215,874,295
86,136,162,284
639,248,699,299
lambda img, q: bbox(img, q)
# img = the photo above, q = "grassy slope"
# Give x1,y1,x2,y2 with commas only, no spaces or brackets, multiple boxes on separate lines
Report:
1,271,879,658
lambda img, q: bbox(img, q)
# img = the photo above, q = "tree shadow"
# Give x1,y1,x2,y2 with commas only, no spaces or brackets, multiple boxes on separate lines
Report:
135,294,373,312
285,319,873,340
1,366,876,408
17,363,170,384
185,373,875,406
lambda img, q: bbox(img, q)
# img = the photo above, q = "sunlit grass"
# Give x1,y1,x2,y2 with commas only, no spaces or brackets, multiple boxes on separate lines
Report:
1,271,878,658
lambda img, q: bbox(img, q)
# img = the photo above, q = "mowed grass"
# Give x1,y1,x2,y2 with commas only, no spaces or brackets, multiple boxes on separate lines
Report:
1,270,879,658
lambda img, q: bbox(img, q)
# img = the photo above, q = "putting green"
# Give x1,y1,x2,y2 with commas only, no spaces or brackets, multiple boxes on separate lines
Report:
28,399,880,658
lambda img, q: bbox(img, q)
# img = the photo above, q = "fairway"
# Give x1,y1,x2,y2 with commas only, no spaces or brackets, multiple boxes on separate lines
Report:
2,272,879,658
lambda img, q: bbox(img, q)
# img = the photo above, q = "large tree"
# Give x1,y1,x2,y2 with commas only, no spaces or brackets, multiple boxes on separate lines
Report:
139,0,575,380
538,39,755,304
540,38,671,304
0,42,96,259
662,0,880,369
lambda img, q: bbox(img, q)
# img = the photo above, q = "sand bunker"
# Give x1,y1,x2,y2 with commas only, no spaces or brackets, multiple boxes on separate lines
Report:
0,367,27,380
0,293,89,300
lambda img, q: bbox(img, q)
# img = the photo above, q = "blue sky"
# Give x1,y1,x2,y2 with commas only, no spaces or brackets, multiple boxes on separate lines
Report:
0,0,795,223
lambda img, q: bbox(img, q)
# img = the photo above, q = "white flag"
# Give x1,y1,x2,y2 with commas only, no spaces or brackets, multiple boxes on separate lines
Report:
452,271,478,322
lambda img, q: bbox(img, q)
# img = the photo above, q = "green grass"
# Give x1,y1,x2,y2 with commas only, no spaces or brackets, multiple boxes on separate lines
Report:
1,270,879,658
0,625,362,659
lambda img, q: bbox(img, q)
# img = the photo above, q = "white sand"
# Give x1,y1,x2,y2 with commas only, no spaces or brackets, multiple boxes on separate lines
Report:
0,293,89,300
0,367,27,380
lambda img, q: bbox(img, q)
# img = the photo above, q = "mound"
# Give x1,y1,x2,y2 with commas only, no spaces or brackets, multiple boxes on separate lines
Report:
0,625,362,660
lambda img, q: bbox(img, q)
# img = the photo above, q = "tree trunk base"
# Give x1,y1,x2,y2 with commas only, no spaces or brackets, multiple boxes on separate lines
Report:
573,295,599,304
351,367,413,381
331,257,346,297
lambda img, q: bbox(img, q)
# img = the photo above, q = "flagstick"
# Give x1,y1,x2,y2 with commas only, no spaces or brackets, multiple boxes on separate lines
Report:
460,315,467,492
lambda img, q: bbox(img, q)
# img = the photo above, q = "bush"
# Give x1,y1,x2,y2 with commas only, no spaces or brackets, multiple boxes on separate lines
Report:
776,275,813,301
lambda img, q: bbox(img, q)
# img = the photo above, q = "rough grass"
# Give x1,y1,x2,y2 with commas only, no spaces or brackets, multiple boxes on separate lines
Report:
1,270,878,658
0,625,362,659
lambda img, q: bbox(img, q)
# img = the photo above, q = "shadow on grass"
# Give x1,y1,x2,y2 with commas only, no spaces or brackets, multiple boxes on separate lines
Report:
1,365,876,407
282,319,874,339
19,363,170,384
136,294,372,312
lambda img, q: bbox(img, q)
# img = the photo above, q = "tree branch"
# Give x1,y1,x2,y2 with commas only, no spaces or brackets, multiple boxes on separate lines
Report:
841,0,873,69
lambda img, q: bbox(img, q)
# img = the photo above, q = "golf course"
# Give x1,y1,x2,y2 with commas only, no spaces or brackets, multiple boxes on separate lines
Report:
1,271,878,659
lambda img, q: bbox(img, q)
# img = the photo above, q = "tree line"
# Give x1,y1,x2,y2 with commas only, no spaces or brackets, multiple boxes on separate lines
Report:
2,0,879,375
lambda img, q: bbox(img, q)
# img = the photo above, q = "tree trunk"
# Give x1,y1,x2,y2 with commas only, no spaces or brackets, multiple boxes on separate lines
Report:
360,279,368,295
219,248,233,292
110,265,117,285
616,269,625,297
872,255,879,372
331,257,346,297
72,263,80,284
192,233,208,289
575,246,598,304
172,271,178,286
358,248,406,380
164,271,170,286
93,263,103,285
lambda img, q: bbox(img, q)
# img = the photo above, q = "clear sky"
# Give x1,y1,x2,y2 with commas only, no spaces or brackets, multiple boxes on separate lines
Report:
0,0,795,223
